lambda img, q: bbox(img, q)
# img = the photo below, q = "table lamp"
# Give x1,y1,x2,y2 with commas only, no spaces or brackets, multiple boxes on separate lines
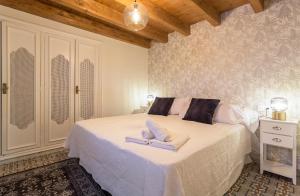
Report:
147,94,154,107
271,97,288,121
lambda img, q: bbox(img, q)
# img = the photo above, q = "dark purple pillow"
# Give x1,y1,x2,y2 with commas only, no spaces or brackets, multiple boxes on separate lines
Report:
183,98,220,124
148,97,175,116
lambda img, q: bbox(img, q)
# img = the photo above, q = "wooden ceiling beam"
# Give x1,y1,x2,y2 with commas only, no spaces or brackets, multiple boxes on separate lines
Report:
42,0,168,43
115,0,190,36
0,0,151,48
188,0,221,26
249,0,264,13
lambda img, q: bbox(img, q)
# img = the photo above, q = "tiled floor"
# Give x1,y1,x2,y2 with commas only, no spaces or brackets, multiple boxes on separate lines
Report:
0,149,299,196
0,148,68,177
226,163,300,195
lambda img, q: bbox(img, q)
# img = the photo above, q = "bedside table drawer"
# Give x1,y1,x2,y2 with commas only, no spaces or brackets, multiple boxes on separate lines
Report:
262,133,293,149
260,121,295,136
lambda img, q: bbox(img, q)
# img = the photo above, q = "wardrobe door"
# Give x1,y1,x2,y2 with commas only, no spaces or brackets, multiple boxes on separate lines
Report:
1,21,41,154
75,39,101,121
44,33,75,145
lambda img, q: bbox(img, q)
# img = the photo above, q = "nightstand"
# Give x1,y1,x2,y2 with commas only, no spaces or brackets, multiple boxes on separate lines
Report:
260,118,298,185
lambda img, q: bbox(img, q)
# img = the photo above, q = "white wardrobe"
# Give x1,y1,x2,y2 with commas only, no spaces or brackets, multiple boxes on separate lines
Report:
1,20,101,158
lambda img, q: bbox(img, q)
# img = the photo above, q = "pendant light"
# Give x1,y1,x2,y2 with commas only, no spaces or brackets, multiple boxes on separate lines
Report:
123,0,149,31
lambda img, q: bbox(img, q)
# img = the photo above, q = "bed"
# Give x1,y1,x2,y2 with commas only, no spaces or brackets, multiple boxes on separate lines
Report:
65,113,251,196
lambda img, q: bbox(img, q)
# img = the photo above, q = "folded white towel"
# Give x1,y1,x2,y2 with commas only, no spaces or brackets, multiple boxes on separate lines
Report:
149,135,190,151
146,119,171,142
125,134,149,145
141,129,155,139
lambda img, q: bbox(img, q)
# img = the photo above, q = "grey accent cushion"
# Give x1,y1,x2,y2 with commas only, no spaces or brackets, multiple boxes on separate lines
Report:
183,98,220,124
148,97,175,116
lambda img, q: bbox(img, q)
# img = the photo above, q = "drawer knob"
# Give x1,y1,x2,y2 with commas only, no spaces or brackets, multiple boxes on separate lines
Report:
272,138,282,142
272,126,282,130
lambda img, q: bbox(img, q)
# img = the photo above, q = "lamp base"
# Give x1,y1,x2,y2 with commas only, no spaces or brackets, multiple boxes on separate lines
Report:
272,111,286,121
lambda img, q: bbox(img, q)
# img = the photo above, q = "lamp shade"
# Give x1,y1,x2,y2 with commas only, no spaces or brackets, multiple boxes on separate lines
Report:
271,97,288,112
123,1,149,31
147,94,154,103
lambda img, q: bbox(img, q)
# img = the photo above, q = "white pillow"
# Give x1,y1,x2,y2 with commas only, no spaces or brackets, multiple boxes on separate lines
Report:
241,107,259,133
179,101,192,119
169,97,191,116
214,104,244,124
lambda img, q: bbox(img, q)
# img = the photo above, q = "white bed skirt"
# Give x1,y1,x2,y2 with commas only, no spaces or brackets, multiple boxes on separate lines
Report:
77,149,248,196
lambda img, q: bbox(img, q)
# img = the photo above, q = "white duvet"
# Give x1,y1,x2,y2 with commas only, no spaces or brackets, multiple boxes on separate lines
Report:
65,114,251,196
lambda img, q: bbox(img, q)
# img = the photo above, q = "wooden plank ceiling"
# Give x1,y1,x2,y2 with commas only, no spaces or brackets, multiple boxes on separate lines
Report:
0,0,264,48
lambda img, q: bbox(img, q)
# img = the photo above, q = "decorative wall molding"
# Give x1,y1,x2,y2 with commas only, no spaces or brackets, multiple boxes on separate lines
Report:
51,54,70,124
80,59,95,120
10,47,34,129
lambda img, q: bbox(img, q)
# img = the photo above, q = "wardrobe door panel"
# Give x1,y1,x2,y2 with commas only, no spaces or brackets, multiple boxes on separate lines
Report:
75,40,101,121
2,22,41,154
45,34,75,145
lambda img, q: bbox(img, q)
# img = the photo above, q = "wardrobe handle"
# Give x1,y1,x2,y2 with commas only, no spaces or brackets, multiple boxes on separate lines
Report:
75,86,80,94
2,83,8,94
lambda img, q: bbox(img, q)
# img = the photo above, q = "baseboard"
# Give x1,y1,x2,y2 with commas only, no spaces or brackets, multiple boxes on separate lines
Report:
0,144,64,162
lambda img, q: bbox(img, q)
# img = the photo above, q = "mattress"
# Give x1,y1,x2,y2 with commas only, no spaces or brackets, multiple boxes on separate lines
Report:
65,113,251,196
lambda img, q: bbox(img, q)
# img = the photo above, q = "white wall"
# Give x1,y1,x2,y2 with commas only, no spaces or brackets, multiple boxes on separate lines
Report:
102,44,148,116
0,5,148,117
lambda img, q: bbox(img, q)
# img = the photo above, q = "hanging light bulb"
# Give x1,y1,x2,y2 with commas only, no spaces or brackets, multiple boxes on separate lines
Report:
123,0,149,31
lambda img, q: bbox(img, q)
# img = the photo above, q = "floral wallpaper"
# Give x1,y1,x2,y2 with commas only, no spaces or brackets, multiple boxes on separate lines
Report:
149,0,300,164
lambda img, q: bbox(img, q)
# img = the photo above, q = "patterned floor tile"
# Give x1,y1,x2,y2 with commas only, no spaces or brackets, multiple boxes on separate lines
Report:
0,150,299,195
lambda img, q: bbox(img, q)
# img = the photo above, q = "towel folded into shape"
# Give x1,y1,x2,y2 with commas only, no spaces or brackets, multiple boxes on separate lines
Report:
141,129,155,139
146,119,172,142
125,134,149,145
149,135,190,151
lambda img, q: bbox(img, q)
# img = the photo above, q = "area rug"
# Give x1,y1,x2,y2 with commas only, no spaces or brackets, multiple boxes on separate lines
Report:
0,158,111,196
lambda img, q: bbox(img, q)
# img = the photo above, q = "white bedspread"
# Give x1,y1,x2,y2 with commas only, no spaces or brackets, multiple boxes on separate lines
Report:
65,114,251,196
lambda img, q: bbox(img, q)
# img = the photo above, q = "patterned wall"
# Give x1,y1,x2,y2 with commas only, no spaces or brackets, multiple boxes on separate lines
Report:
149,0,300,163
149,0,300,119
